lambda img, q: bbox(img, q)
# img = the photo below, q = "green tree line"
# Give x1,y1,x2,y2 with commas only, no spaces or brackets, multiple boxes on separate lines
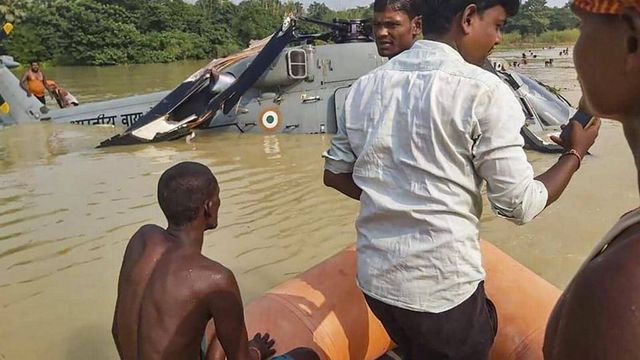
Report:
0,0,576,66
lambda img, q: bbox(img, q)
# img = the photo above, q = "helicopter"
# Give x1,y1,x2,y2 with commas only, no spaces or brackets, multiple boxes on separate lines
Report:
98,15,571,152
1,16,572,152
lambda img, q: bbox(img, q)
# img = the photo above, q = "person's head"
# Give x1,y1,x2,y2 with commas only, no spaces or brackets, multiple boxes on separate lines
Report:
571,0,640,120
30,61,40,72
422,0,520,65
157,162,220,230
373,0,423,58
46,80,58,90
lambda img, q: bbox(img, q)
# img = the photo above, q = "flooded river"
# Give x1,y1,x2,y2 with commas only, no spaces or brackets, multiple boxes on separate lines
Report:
1,51,638,359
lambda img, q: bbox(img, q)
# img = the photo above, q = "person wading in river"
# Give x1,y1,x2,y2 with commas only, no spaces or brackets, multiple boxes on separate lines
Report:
20,61,49,105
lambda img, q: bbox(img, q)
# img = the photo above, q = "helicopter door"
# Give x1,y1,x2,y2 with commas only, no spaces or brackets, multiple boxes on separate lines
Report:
286,49,307,79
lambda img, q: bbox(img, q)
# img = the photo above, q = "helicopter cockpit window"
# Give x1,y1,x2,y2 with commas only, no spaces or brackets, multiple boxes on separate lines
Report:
287,49,307,79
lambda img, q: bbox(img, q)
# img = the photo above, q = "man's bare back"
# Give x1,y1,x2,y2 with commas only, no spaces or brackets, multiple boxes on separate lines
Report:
112,162,318,360
113,224,240,359
112,162,272,360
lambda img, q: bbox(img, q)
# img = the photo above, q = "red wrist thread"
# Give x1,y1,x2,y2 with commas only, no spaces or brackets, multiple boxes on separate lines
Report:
560,149,582,169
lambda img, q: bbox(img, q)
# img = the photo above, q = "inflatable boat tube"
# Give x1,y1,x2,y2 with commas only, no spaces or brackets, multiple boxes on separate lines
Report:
241,240,561,359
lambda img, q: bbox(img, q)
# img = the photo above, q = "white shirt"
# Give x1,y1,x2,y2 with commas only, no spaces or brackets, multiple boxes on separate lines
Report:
323,40,548,313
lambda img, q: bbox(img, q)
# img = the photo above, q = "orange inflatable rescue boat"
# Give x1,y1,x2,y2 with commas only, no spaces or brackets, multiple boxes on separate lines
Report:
238,240,560,359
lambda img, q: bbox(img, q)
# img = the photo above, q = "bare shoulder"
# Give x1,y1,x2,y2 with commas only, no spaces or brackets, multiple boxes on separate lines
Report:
127,224,165,247
187,254,239,294
120,224,167,268
573,234,640,312
550,230,640,359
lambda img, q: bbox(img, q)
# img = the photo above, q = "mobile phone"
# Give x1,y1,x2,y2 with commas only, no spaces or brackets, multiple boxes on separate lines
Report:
559,110,595,141
570,110,595,128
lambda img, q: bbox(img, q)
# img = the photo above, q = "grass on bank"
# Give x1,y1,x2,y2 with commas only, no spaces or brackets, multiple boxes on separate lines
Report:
498,29,579,48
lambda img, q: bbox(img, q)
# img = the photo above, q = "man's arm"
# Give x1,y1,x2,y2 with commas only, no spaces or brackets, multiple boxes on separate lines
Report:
323,171,361,200
535,117,600,206
472,84,598,224
206,267,273,360
42,73,50,92
322,89,360,199
20,72,31,96
112,301,124,358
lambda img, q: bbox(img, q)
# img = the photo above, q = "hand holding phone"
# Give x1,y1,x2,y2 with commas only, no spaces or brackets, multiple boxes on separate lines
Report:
552,110,601,158
559,110,596,144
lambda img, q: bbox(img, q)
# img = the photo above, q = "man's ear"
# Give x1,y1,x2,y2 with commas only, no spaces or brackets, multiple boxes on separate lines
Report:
203,200,213,218
622,9,640,72
412,15,423,36
460,4,479,35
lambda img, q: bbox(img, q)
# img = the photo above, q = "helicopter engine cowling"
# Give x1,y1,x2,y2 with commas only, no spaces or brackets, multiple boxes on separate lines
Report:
253,48,309,89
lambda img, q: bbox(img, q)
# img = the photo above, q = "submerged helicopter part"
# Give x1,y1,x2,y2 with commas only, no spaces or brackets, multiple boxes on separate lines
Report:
97,16,298,147
498,70,570,153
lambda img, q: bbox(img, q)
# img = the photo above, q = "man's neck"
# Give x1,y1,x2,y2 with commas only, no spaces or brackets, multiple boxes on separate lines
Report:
423,33,459,53
165,224,205,251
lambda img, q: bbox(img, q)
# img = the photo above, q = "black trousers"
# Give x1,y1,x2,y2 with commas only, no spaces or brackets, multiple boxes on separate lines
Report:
364,282,498,360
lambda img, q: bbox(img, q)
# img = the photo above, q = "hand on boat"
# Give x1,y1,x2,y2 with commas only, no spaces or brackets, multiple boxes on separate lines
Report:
248,332,276,360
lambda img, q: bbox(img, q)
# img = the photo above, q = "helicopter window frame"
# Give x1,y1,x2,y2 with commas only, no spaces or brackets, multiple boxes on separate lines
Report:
286,49,308,80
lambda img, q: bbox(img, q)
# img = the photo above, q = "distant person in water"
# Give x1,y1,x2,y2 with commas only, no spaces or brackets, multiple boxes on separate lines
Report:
112,161,318,360
46,80,79,108
372,0,423,58
544,0,640,359
20,61,50,105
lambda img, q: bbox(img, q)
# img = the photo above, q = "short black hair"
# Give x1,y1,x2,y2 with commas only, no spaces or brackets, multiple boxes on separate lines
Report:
157,161,218,227
422,0,520,36
374,0,424,19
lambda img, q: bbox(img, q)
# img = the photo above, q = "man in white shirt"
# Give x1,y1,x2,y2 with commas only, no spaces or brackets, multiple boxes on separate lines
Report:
323,0,600,358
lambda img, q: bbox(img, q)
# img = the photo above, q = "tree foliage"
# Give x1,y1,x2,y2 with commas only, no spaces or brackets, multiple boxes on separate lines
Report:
1,0,580,65
506,0,578,36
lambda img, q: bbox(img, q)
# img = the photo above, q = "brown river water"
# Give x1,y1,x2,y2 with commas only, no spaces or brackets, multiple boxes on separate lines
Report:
1,50,638,359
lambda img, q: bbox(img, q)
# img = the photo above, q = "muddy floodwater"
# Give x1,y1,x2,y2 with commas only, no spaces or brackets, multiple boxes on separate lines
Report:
1,49,638,359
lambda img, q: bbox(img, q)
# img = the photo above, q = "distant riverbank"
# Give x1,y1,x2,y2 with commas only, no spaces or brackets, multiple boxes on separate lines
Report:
498,29,579,48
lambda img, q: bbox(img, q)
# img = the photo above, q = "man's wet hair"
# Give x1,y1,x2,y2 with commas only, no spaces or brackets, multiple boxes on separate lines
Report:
157,162,218,227
374,0,424,19
422,0,520,36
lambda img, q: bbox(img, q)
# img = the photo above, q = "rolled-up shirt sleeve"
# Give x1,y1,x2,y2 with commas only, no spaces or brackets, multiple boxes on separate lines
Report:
323,101,356,174
471,82,548,225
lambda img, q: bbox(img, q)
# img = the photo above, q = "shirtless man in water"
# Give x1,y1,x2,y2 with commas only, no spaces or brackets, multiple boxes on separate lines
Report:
20,61,49,105
112,161,318,360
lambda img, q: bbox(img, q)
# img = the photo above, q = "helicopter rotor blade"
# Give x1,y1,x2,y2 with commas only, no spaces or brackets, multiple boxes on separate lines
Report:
293,31,333,43
298,16,346,30
198,15,298,127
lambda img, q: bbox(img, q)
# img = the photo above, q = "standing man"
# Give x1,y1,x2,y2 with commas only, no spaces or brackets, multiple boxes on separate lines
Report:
20,60,49,105
323,0,600,359
544,1,640,359
373,0,422,59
